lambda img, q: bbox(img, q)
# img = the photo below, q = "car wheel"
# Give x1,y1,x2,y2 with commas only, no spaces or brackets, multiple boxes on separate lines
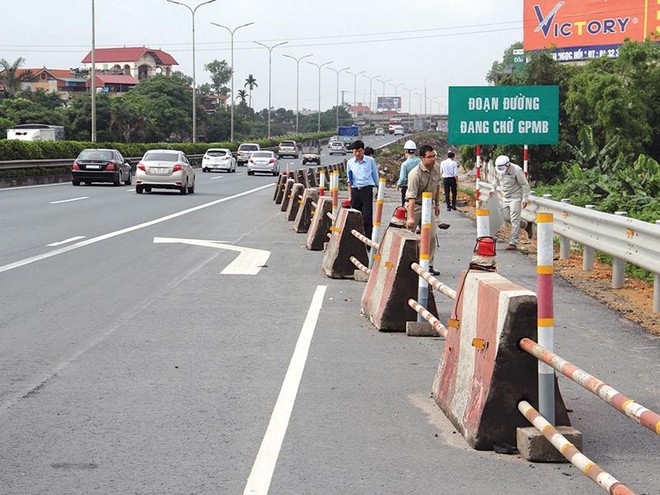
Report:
272,170,278,176
85,181,91,185
72,179,80,186
202,168,207,173
114,172,122,186
125,171,132,185
145,186,151,193
247,170,254,176
180,183,188,195
136,185,143,194
188,180,195,194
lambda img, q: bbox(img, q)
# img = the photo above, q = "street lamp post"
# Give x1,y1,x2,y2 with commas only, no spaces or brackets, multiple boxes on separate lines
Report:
254,40,288,139
361,74,380,124
326,66,349,131
378,78,392,96
211,21,254,143
282,53,313,135
307,60,333,133
405,87,417,115
393,82,404,96
167,0,216,143
91,0,96,142
346,70,365,105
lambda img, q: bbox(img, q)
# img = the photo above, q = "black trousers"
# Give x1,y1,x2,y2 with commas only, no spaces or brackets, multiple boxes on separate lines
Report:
399,186,407,206
443,177,457,209
350,186,374,239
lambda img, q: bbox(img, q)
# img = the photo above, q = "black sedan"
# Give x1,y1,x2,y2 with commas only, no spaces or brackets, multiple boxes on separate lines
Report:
72,148,132,186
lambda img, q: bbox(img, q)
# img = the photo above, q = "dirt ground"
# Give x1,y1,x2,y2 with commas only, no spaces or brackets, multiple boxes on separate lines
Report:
453,182,660,336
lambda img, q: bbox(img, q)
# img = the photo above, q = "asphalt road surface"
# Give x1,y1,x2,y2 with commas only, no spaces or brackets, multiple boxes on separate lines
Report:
0,137,658,494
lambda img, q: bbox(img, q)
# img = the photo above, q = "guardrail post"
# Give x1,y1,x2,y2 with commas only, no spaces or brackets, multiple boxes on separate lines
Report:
559,199,571,259
656,220,660,313
582,205,596,271
417,193,433,322
537,212,555,424
611,211,628,289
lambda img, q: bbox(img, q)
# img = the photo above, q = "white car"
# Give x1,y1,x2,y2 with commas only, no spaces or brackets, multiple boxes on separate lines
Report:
237,143,260,166
393,126,404,136
375,127,385,136
135,149,195,195
247,151,280,176
202,148,236,173
328,140,346,155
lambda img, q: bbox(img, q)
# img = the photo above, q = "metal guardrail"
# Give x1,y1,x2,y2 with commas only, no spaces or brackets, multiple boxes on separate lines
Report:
479,180,660,311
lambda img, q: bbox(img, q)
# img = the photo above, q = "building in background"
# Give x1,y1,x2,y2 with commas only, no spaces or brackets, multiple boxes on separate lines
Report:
80,47,178,81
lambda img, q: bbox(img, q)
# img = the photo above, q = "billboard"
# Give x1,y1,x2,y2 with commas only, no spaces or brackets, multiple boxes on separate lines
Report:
524,0,660,61
377,96,401,111
448,86,559,145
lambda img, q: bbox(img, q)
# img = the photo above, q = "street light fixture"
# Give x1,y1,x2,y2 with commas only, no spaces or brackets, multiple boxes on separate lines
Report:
377,78,392,96
166,0,217,143
361,73,380,124
405,87,417,115
282,53,313,135
307,60,333,132
326,66,349,131
211,20,254,143
346,70,365,106
393,82,404,96
254,40,288,138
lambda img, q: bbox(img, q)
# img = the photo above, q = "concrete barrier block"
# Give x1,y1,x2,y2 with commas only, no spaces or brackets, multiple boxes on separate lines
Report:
406,321,440,337
280,179,296,212
293,188,319,233
274,174,287,204
286,183,305,221
360,228,438,332
517,426,582,463
432,270,571,450
321,208,368,279
305,196,333,251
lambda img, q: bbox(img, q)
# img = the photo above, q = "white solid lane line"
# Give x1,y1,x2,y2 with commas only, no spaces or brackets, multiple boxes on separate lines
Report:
210,175,224,180
242,285,327,495
50,196,89,204
0,183,273,275
46,236,86,247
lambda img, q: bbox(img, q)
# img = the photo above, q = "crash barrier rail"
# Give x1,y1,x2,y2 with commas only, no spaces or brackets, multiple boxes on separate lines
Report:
518,401,635,495
478,180,660,312
0,154,205,171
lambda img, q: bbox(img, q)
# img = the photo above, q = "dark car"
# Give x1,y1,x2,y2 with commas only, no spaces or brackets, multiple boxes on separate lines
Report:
72,148,132,186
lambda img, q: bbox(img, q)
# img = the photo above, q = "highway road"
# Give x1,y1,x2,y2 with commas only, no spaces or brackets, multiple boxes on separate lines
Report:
0,137,658,495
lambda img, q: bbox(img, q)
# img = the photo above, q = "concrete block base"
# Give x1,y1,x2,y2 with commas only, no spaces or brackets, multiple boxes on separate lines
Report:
517,426,583,463
354,269,369,282
406,321,440,337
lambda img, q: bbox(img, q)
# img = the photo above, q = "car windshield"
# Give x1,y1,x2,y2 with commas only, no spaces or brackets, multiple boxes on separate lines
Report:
280,141,295,146
239,144,258,151
252,152,273,158
79,150,114,161
331,142,343,147
143,151,178,162
207,150,228,157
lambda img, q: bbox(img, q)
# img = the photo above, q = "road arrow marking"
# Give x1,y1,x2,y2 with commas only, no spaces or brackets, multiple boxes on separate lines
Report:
153,237,270,275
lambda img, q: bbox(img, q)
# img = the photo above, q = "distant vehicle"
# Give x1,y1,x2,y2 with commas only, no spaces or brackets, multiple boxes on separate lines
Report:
72,148,132,186
301,138,321,165
393,125,405,136
7,123,65,141
237,143,260,166
329,140,347,155
388,118,402,134
374,127,384,136
202,148,236,173
337,125,361,149
135,149,195,195
277,140,299,159
247,150,279,176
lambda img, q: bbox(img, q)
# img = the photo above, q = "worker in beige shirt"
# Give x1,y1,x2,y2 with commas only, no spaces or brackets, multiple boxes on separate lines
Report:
405,144,442,276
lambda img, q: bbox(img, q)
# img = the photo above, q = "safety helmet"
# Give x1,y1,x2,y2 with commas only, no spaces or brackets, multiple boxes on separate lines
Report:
495,155,510,169
404,140,417,152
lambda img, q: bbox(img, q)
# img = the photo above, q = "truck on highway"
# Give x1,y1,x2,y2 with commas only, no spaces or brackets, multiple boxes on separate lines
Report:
301,138,321,165
337,125,361,150
6,124,65,141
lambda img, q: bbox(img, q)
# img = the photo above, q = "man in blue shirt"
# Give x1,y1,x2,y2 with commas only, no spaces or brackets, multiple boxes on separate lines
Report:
396,140,421,206
347,140,379,239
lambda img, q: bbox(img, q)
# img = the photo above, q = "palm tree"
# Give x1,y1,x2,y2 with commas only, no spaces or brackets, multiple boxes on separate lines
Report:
244,74,257,108
236,89,248,104
0,57,32,98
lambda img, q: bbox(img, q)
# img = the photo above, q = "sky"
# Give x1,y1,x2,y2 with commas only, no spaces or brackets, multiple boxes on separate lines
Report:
0,0,523,114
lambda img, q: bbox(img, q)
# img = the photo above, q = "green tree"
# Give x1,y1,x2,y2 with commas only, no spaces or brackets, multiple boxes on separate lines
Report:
204,60,232,96
236,89,248,104
0,58,32,98
486,42,523,85
244,74,257,108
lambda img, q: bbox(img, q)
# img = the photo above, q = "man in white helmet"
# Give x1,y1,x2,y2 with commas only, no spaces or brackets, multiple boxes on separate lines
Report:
493,154,532,250
396,140,420,205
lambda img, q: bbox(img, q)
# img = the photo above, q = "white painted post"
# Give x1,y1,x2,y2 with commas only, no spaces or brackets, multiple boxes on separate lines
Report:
559,199,571,259
583,205,596,271
417,193,433,322
611,211,628,289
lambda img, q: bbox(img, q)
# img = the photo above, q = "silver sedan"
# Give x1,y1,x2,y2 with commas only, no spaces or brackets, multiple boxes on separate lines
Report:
135,149,195,195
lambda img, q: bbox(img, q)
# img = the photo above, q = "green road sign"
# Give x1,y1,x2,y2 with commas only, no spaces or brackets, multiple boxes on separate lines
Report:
448,85,559,145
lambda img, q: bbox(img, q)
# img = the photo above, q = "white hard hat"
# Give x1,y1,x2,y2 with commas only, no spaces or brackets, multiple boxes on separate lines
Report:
404,140,417,151
495,155,510,167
